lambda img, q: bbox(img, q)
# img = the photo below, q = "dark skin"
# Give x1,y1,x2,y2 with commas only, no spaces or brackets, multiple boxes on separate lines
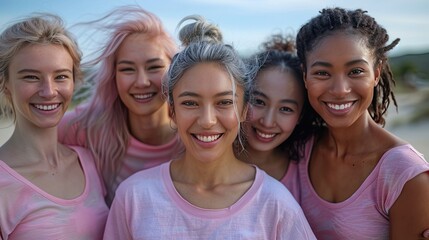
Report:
305,32,429,239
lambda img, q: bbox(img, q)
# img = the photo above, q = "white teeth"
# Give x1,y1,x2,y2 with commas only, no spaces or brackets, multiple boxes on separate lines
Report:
327,102,352,110
256,130,275,139
34,104,59,111
133,93,153,99
195,134,221,143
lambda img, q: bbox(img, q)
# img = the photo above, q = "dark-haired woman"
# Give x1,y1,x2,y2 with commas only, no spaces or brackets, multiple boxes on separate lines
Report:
290,7,429,239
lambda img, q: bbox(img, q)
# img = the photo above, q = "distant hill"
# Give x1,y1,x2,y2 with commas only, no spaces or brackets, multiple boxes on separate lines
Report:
389,52,429,80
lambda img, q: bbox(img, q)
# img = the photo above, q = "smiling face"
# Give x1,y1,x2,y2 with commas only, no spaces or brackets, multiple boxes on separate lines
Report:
245,67,304,153
171,62,246,163
115,34,171,119
6,44,74,129
304,32,380,129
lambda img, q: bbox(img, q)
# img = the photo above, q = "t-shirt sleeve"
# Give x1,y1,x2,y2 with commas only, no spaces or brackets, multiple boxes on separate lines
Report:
376,145,429,215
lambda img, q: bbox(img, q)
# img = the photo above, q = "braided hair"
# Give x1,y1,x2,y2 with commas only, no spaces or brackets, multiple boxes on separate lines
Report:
296,7,400,126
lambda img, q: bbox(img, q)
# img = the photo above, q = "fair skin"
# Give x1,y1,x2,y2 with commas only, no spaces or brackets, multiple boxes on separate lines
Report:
304,32,429,239
115,33,175,145
243,67,304,180
169,62,254,209
0,44,84,199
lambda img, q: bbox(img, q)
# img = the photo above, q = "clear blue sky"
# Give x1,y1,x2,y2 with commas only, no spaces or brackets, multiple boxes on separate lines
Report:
1,0,429,57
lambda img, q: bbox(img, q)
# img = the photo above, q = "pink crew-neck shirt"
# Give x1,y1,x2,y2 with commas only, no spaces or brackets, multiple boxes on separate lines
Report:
0,146,109,240
287,137,429,239
58,105,183,201
103,161,316,239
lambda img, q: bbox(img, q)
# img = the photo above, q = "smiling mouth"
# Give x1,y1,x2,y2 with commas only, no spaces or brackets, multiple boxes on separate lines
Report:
33,104,60,111
255,129,276,139
326,102,353,110
193,134,222,143
133,93,155,100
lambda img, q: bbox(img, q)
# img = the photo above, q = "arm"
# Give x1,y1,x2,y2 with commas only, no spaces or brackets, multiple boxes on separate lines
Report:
390,172,429,239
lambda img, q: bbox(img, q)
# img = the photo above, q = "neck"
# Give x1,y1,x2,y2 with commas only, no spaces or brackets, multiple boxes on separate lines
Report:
128,104,175,145
324,113,380,157
1,123,63,166
171,150,248,187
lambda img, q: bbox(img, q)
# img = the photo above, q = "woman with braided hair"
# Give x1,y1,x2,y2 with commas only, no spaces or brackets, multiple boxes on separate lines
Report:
290,7,429,239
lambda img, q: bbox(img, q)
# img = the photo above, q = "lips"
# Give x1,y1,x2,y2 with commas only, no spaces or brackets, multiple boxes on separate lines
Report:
33,103,60,111
255,129,276,139
193,134,222,143
326,102,353,110
132,93,155,100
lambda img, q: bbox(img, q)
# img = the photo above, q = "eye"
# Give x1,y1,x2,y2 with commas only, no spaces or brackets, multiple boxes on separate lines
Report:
279,106,294,113
147,65,165,71
56,75,71,81
181,100,197,107
349,68,364,75
118,67,135,73
22,75,39,81
218,99,233,106
251,98,265,107
315,70,329,76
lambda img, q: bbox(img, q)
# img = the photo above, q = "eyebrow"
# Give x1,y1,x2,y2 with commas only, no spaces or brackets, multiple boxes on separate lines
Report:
117,58,164,65
17,68,73,74
178,90,235,98
253,90,299,106
310,59,370,68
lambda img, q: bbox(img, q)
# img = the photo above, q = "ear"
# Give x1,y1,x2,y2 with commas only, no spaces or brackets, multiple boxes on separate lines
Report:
301,64,308,89
168,104,176,123
240,103,249,123
2,80,11,97
374,60,382,86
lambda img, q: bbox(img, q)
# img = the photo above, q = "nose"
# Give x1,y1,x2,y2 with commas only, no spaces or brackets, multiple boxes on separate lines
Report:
39,78,57,98
198,105,217,129
259,108,276,128
134,71,151,87
329,75,351,97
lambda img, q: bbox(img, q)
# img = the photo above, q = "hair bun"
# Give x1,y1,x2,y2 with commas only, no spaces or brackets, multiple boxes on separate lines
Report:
262,33,296,53
177,15,223,46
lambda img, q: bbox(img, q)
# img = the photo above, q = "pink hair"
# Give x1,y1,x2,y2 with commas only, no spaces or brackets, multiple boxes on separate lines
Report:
68,5,177,201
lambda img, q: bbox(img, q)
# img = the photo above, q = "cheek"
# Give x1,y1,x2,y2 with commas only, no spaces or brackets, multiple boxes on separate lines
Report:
247,107,264,123
150,72,164,88
223,110,241,129
115,74,131,97
278,115,301,133
62,83,75,102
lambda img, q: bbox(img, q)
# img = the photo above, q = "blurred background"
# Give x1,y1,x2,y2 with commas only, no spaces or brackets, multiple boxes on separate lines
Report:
1,0,428,157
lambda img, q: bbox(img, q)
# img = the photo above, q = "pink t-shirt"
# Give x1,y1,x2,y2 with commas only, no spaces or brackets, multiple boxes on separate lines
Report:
103,161,316,240
0,146,109,240
58,105,183,201
288,137,429,239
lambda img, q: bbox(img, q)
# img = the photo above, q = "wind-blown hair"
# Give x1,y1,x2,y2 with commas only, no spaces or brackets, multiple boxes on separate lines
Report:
296,7,400,127
0,13,82,120
163,15,249,150
64,5,178,199
246,33,318,161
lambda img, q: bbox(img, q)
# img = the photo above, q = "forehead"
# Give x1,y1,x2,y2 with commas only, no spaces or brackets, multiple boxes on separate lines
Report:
117,34,168,60
307,31,374,65
255,67,304,100
173,62,240,96
10,44,73,70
